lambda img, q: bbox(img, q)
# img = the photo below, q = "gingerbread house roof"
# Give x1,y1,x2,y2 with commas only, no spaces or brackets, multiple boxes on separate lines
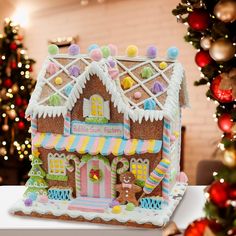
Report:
26,54,188,122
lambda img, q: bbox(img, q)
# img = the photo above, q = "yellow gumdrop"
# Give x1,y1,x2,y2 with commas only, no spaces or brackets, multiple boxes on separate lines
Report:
112,205,121,214
159,61,168,70
173,131,179,138
121,76,134,90
54,76,63,85
126,45,138,57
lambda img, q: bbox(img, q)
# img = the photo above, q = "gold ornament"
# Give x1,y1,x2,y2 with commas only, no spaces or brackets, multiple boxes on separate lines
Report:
7,109,16,119
214,0,236,23
223,149,236,168
209,38,236,62
2,124,9,131
11,84,19,94
200,36,212,50
0,147,6,156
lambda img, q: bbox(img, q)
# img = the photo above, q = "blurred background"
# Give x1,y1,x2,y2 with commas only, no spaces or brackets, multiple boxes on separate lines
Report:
0,0,222,185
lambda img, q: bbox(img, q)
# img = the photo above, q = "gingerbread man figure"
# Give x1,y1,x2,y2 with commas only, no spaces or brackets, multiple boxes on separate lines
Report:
115,172,142,206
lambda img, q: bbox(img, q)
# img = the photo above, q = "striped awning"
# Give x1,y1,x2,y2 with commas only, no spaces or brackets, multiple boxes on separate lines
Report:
33,133,162,156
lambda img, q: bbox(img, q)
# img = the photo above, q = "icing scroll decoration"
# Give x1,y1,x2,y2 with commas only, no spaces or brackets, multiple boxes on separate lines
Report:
111,156,129,198
65,155,80,197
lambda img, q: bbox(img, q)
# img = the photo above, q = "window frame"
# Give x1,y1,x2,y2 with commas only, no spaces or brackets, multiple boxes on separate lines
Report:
130,158,149,181
48,153,66,176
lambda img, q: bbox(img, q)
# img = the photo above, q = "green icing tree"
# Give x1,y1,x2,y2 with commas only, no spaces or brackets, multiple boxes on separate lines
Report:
24,150,48,196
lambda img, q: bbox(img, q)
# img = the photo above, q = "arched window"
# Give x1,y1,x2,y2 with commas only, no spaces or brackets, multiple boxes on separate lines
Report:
90,94,104,117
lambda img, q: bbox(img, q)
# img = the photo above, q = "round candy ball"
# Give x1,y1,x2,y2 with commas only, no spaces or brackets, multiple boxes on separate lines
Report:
167,47,179,60
101,46,111,58
218,113,233,133
64,84,73,96
68,44,80,55
24,198,33,207
112,205,122,214
48,44,59,55
109,199,120,208
46,62,58,75
90,48,103,61
88,44,99,52
54,76,63,85
108,44,118,56
69,65,80,77
146,45,157,59
126,45,138,57
126,203,135,211
133,91,142,100
28,192,38,201
187,9,210,31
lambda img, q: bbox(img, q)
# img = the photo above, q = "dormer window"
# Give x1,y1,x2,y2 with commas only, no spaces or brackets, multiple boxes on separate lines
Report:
83,94,110,121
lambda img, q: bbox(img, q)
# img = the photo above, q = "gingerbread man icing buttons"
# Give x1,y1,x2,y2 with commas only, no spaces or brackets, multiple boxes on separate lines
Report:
115,172,142,206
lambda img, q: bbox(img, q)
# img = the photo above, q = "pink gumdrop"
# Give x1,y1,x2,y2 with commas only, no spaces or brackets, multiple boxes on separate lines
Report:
176,172,188,183
90,49,103,61
170,135,176,142
108,44,118,56
133,91,142,100
38,195,49,204
46,62,58,75
108,68,119,80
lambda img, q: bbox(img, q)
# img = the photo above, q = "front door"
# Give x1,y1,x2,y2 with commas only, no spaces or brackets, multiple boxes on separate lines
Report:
80,156,111,198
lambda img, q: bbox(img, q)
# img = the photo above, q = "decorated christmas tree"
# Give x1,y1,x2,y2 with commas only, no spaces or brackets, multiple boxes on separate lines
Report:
172,0,236,235
25,150,48,197
0,18,35,182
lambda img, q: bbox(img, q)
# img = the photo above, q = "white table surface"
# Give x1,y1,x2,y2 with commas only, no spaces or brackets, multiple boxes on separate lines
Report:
0,186,205,236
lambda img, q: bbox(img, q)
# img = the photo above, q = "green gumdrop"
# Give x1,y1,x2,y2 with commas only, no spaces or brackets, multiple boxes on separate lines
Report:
101,46,110,58
141,66,154,79
48,44,59,55
48,94,61,106
126,203,135,211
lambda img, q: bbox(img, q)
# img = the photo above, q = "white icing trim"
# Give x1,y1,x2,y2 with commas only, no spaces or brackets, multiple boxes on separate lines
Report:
26,55,187,122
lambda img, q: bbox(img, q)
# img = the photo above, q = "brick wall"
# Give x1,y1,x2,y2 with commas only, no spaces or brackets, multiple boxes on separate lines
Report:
21,0,220,184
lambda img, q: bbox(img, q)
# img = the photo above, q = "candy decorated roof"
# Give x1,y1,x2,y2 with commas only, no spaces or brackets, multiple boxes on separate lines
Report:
26,44,189,122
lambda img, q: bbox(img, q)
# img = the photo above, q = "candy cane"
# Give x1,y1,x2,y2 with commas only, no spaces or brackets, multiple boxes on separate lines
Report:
65,155,80,197
111,156,129,198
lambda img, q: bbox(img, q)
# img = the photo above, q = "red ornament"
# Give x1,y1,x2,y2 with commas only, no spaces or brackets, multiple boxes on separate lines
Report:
18,121,25,130
22,99,28,106
218,113,233,133
3,78,13,88
10,42,17,50
229,186,236,200
29,65,33,72
16,35,23,41
211,75,233,103
188,9,210,31
10,61,17,69
208,181,229,207
15,97,23,106
19,111,25,118
195,50,212,67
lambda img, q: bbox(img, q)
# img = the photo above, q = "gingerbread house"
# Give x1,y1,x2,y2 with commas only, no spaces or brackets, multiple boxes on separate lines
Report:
11,45,189,227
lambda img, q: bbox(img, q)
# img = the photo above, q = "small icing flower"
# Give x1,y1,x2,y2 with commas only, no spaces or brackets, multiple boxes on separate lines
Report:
48,94,61,106
144,99,156,110
159,61,168,70
48,44,59,55
68,44,80,55
112,205,122,214
69,65,80,77
126,45,138,57
121,76,135,89
133,91,142,100
28,192,38,201
46,62,58,75
64,84,73,96
140,66,154,79
146,45,157,59
108,58,116,68
109,199,120,208
38,195,49,204
108,68,119,80
24,198,33,207
126,203,135,211
54,76,63,85
167,47,179,60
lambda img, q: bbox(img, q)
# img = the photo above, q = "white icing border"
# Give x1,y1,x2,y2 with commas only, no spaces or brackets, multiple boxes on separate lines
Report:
26,55,188,123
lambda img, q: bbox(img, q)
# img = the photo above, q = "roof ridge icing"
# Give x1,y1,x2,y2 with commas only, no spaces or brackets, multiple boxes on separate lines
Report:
26,55,188,123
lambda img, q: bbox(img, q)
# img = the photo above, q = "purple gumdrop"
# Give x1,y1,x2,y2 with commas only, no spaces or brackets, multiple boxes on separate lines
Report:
24,198,33,207
151,81,165,94
68,44,80,55
108,58,116,68
69,65,80,77
109,199,120,208
147,45,157,59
